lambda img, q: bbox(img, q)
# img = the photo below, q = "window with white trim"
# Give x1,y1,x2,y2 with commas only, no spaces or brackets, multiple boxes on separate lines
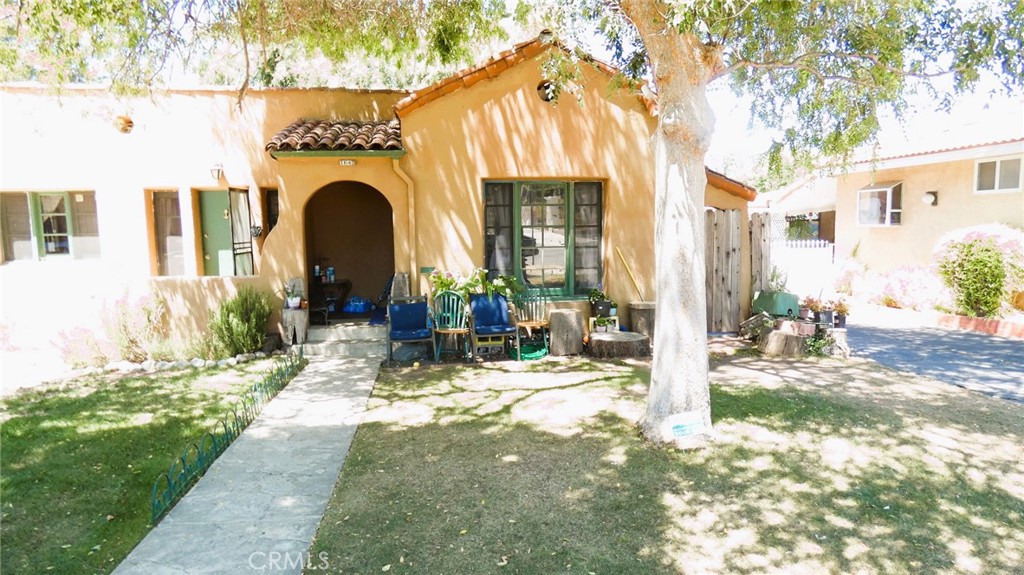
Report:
1,191,100,262
483,181,603,297
857,181,902,226
975,156,1022,193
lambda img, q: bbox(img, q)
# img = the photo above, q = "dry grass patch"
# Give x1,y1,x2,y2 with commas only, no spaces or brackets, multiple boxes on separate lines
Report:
308,355,1024,574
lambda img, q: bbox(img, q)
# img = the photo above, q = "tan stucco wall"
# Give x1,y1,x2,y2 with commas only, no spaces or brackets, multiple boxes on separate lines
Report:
835,158,1024,273
399,59,654,324
1,69,753,347
0,86,405,344
398,56,751,327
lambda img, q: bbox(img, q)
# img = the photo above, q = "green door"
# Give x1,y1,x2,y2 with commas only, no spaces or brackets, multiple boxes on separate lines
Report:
199,190,232,276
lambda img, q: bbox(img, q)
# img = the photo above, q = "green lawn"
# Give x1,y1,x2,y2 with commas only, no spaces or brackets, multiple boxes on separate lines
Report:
308,355,1024,574
0,360,282,574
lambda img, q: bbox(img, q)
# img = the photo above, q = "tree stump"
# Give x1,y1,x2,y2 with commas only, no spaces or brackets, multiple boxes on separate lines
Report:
549,309,584,355
629,301,656,340
588,332,650,358
757,331,806,357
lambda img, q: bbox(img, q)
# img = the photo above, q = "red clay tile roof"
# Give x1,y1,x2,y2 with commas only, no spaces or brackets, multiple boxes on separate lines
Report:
266,119,402,152
706,168,757,201
394,36,657,118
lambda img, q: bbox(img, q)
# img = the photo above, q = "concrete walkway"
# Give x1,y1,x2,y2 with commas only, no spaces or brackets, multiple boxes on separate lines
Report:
847,305,1024,403
113,357,379,575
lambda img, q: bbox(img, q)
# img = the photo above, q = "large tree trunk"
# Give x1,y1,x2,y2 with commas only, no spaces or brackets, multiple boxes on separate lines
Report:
621,1,721,448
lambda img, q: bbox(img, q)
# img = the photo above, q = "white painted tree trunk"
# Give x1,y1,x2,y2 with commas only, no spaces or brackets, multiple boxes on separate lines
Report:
621,1,720,448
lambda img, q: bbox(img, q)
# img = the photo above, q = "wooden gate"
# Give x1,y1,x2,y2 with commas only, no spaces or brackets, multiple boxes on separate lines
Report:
705,209,741,332
749,211,772,294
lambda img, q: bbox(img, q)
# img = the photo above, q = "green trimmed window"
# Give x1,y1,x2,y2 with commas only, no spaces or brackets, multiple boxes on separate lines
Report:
483,181,603,297
1,191,100,262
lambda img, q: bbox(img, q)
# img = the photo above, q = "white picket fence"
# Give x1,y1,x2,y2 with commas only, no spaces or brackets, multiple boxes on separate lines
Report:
772,240,836,297
783,239,833,249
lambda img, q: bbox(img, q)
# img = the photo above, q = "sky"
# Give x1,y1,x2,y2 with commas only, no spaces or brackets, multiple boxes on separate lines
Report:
702,78,1024,185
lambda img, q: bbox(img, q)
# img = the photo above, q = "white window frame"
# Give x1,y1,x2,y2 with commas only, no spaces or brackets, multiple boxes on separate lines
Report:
856,182,902,227
974,155,1023,194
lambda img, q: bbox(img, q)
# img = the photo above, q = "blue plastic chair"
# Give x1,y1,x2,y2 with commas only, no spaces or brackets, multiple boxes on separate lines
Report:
386,299,436,362
469,293,521,360
433,290,472,362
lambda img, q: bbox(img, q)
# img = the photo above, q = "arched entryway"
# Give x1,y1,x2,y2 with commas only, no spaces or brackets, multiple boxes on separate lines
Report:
304,181,394,318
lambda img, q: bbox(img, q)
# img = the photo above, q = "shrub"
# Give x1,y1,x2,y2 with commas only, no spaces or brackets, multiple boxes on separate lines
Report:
833,257,866,295
935,224,1024,318
209,287,272,358
938,240,1013,317
102,293,169,363
56,327,113,368
185,332,220,361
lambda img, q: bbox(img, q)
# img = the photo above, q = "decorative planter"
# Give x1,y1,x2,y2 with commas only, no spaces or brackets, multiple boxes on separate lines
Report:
834,314,847,328
752,291,800,317
286,296,302,309
813,310,835,326
798,307,812,320
591,300,612,318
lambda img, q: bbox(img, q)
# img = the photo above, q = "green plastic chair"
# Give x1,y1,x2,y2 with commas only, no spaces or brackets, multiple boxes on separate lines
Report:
433,290,472,362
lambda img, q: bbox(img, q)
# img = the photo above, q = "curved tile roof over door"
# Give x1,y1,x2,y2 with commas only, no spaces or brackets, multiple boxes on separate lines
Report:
266,119,402,152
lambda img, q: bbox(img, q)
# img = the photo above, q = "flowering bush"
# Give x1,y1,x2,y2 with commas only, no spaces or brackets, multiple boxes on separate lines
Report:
934,224,1024,318
861,266,951,311
833,257,867,295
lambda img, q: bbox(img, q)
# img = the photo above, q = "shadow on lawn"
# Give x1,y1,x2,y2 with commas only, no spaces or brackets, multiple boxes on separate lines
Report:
310,357,1024,574
0,369,255,575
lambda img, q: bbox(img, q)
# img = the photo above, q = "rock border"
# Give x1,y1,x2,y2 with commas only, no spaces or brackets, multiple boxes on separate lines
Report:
79,350,286,378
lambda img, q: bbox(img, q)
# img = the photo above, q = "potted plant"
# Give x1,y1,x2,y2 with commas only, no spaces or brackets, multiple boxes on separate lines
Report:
832,299,850,328
805,298,834,326
797,296,813,319
609,300,618,316
593,316,614,332
589,287,612,318
801,296,821,319
282,282,302,309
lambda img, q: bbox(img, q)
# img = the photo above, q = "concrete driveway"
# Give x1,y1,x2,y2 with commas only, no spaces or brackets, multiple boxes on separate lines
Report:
846,306,1024,403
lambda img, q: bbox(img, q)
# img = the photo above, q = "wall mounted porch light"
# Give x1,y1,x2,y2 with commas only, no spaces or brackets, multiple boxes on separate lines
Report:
922,191,938,206
210,163,224,181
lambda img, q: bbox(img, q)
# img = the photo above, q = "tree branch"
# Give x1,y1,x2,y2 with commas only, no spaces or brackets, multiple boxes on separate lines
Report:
716,50,959,83
236,0,251,109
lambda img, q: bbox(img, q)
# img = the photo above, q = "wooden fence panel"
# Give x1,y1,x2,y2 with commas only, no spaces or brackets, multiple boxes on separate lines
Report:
705,209,742,333
750,212,772,294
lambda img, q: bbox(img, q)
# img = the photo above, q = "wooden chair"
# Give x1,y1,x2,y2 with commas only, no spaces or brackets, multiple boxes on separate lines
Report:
469,293,521,360
432,290,472,362
515,292,549,353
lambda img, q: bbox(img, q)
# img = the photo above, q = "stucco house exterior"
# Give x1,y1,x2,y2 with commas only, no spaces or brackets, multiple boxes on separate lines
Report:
0,36,755,350
835,137,1023,272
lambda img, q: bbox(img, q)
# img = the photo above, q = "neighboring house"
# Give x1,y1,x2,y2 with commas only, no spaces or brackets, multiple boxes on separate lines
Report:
757,95,1023,292
0,35,756,347
835,137,1023,272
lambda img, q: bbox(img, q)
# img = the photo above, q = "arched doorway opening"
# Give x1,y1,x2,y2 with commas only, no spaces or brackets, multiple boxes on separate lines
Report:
304,181,394,320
